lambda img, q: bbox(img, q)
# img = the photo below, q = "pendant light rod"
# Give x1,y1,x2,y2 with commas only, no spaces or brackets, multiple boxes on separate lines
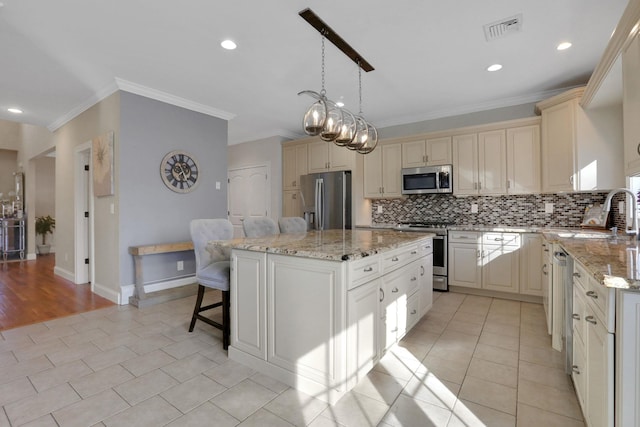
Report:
298,8,375,72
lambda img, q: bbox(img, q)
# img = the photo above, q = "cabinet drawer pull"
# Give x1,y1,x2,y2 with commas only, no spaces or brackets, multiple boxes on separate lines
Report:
392,287,399,293
391,257,399,262
379,288,384,302
391,327,398,333
586,291,598,299
420,266,425,276
410,309,417,315
573,272,581,278
572,313,580,320
585,315,597,325
411,250,417,255
572,365,580,374
493,237,504,241
637,142,640,156
363,266,373,272
411,277,417,281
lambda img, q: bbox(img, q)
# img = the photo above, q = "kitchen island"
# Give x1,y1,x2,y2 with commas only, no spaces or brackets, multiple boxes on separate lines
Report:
209,229,434,404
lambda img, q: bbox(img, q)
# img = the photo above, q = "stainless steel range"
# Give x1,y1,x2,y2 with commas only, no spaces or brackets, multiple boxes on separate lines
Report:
396,222,452,291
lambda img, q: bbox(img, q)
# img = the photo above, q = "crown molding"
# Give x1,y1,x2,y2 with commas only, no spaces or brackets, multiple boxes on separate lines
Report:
115,78,236,120
581,0,640,108
534,86,586,114
47,81,119,131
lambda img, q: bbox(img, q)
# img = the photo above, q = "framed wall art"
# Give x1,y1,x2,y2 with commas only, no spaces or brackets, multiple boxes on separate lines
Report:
92,131,114,197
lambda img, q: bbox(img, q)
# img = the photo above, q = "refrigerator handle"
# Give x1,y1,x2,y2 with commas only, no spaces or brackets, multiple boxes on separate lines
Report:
314,179,321,230
316,178,325,229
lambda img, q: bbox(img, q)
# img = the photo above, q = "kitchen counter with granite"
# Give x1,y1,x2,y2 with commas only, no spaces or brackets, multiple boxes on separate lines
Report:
542,230,640,290
209,229,434,261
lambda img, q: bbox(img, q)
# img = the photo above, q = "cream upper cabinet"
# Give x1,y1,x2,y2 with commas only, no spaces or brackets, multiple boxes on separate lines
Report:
364,144,402,198
308,140,355,173
452,131,506,195
537,87,624,192
623,32,640,176
452,134,478,195
282,143,308,190
506,125,541,194
402,137,452,168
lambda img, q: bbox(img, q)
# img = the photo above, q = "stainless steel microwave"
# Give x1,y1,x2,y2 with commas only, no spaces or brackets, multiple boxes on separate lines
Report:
401,165,452,194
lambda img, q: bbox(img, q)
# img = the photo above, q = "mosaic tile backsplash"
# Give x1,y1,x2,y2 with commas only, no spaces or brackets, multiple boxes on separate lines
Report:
371,192,630,230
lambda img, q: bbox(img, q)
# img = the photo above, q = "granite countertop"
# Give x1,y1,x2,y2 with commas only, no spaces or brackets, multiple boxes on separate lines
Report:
208,229,434,262
542,231,640,290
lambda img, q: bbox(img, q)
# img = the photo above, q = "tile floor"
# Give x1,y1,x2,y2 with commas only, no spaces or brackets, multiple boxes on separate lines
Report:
0,291,585,426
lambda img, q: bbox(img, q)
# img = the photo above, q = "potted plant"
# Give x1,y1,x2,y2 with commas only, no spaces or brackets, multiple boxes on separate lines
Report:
35,215,55,254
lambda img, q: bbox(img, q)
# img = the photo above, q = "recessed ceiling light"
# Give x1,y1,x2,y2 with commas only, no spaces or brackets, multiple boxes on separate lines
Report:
336,101,344,107
8,108,23,114
221,39,237,50
557,42,572,51
487,64,503,72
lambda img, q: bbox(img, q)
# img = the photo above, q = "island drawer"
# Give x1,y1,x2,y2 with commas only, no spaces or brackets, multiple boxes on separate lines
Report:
449,231,480,243
586,274,615,333
382,244,420,274
483,232,520,247
349,257,381,289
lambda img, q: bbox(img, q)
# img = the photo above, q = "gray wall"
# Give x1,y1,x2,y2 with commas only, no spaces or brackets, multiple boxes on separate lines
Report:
378,102,538,140
119,92,228,286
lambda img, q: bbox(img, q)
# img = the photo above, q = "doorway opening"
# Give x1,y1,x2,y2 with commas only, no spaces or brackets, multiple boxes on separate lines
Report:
74,141,94,286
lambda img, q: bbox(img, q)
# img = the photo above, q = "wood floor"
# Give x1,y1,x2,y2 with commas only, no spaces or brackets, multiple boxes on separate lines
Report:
0,254,114,331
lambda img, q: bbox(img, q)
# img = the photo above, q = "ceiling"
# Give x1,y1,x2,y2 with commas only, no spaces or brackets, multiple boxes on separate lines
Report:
0,0,629,145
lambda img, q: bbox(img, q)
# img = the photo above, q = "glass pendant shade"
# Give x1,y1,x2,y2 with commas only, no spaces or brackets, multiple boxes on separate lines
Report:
356,122,378,154
334,109,357,146
320,102,344,141
302,100,327,136
346,116,368,150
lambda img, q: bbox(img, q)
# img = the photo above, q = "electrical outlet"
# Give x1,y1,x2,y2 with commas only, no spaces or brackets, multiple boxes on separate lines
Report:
471,204,478,214
177,261,184,271
216,181,221,190
545,203,554,214
619,201,625,215
377,205,383,214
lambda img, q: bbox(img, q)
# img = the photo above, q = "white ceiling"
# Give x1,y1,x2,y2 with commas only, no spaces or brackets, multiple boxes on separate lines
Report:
0,0,628,145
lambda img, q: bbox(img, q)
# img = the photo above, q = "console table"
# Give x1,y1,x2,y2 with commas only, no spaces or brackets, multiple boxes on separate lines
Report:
1,218,25,261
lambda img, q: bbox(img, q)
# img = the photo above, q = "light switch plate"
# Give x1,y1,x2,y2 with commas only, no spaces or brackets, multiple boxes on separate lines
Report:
216,181,221,190
471,204,478,213
545,203,554,214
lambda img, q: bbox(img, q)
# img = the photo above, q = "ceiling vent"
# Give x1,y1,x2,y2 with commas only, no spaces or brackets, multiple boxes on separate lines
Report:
483,14,523,41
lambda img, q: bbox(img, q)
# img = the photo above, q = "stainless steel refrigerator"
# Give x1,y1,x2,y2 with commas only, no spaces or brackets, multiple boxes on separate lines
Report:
300,171,352,230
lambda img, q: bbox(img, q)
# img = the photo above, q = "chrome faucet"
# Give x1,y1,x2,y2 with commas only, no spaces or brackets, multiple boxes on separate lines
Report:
603,188,638,239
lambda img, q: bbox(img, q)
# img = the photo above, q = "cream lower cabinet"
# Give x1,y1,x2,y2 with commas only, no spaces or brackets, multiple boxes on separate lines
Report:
449,231,521,294
419,239,434,316
230,238,432,404
617,290,640,427
519,234,543,296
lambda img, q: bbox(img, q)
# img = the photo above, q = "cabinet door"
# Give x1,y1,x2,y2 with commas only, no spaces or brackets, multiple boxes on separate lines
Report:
381,144,403,197
478,130,507,195
282,190,302,217
623,33,640,175
448,242,481,288
347,279,380,388
426,137,452,166
283,145,298,190
541,100,575,192
452,134,478,195
519,234,542,296
419,252,433,316
308,140,330,173
482,243,519,293
329,142,355,171
231,250,267,359
586,312,614,427
507,125,541,194
572,331,586,411
401,139,427,168
363,147,383,198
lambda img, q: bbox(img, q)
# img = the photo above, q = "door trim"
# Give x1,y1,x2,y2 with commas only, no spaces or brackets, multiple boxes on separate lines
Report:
74,141,95,286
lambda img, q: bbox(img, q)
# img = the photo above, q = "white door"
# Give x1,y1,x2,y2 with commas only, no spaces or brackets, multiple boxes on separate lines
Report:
74,142,93,286
228,165,270,238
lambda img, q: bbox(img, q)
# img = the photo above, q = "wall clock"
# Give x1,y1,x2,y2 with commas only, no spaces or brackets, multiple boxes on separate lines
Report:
160,150,200,193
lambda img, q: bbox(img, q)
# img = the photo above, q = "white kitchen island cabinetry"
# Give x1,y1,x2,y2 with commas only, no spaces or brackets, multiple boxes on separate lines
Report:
226,230,433,404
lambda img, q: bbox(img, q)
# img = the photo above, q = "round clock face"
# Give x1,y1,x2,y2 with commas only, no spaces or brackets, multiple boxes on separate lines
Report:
160,150,199,193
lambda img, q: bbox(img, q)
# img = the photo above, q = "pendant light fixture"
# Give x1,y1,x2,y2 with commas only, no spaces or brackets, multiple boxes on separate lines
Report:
298,8,378,154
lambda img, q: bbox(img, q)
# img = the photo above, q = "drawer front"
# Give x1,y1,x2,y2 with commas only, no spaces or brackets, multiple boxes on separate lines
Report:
573,261,589,290
449,230,480,243
573,287,587,346
586,276,615,333
406,260,422,296
483,232,520,247
418,238,433,255
382,244,420,274
349,257,381,289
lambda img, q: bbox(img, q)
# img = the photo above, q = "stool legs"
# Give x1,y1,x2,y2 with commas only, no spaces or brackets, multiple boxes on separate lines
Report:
188,284,230,350
222,290,230,349
188,285,206,332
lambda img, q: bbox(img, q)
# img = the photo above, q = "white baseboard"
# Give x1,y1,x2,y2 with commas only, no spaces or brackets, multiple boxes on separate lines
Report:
27,253,37,260
53,266,75,282
92,282,121,305
120,275,197,305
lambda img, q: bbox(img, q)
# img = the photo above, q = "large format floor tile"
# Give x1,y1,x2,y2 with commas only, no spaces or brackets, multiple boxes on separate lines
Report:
0,292,586,426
